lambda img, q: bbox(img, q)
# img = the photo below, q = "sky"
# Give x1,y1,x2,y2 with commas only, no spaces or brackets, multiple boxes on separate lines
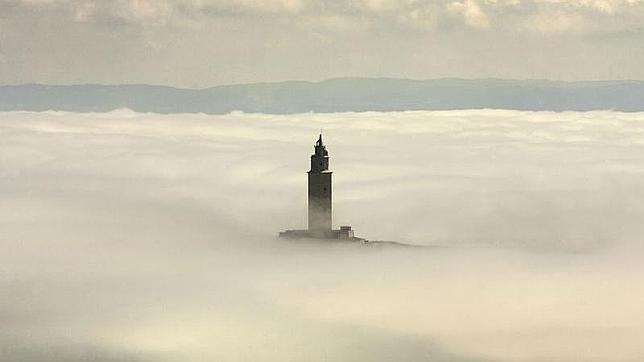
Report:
2,0,644,87
2,109,644,361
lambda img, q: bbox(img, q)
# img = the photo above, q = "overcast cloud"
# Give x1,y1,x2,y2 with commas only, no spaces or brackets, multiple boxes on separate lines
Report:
2,110,644,361
2,0,644,86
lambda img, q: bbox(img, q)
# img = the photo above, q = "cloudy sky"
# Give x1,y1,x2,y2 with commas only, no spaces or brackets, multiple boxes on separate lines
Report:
2,0,644,87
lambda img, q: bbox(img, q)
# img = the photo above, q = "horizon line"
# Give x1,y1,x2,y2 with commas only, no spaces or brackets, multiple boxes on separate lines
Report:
3,77,644,90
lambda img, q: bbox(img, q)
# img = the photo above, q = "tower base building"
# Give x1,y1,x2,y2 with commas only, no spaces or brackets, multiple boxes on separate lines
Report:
279,226,357,240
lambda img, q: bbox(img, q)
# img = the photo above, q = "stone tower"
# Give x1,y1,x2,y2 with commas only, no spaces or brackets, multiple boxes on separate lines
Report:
279,134,362,241
308,134,332,232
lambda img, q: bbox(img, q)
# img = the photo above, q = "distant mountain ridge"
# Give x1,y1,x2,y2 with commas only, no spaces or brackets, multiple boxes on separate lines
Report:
3,78,644,114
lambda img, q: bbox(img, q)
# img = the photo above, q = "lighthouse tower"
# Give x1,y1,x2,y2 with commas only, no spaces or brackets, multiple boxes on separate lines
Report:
308,134,332,232
279,134,362,241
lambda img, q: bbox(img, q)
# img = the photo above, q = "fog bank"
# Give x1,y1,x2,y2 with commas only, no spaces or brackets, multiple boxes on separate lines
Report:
1,109,644,361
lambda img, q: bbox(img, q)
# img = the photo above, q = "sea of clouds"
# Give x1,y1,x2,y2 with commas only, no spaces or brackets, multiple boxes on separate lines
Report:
2,109,644,361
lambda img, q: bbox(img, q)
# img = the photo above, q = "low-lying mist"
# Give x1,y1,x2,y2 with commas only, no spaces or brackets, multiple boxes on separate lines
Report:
1,109,644,361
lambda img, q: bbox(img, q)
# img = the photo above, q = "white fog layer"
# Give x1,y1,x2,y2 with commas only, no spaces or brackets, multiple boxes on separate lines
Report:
1,110,644,361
